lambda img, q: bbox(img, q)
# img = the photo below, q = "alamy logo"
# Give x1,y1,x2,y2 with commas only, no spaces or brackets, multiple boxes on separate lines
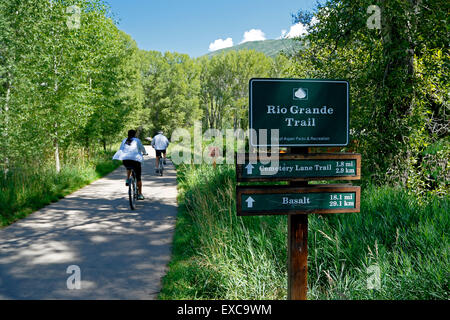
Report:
367,264,381,290
293,88,308,100
66,5,81,30
66,265,81,290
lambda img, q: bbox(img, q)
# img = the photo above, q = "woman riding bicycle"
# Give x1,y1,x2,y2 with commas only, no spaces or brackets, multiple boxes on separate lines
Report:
113,129,148,200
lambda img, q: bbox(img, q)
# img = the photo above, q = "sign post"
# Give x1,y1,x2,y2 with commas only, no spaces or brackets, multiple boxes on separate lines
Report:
236,78,360,300
288,213,308,300
286,146,308,301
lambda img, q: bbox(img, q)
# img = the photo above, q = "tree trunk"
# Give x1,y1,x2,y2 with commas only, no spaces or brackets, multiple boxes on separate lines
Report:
209,96,215,128
380,0,418,111
53,65,60,173
213,98,221,129
54,135,61,173
378,0,420,182
136,125,143,138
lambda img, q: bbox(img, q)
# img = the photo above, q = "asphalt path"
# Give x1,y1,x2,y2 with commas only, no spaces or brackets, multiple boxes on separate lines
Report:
0,146,177,299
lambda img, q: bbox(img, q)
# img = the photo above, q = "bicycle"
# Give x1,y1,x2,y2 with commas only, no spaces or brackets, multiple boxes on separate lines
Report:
156,158,164,176
128,169,138,210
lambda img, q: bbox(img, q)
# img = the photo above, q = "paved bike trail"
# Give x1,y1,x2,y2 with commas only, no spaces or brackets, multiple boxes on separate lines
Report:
0,147,177,299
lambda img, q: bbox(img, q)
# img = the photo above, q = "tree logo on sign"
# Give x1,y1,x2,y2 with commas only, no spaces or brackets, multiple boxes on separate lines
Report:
293,88,308,100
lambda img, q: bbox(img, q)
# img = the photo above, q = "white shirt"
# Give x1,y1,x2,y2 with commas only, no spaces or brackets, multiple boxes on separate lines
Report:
151,134,169,150
113,138,147,163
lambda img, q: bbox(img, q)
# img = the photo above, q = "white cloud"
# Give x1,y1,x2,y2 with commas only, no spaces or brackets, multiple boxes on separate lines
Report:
283,22,308,39
281,16,320,39
208,37,234,52
240,29,266,44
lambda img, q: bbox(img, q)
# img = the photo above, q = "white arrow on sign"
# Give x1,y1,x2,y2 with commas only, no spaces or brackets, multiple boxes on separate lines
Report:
245,196,255,208
245,163,254,175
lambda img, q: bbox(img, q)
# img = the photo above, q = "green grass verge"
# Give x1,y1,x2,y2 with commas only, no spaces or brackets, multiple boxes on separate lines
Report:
159,163,449,300
0,151,121,227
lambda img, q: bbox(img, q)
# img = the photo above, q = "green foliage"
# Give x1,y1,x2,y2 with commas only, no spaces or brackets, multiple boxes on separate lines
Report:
82,29,144,150
139,51,202,137
197,50,274,130
0,0,144,170
0,150,120,227
138,49,290,135
160,164,449,300
308,185,449,299
0,0,144,223
290,0,449,196
160,164,287,299
405,137,449,200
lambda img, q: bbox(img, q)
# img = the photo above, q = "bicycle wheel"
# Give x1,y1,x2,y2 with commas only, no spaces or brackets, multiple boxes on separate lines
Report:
129,171,137,210
160,163,163,176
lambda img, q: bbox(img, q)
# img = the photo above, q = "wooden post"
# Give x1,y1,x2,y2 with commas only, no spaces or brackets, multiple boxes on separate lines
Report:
288,214,308,300
288,147,309,300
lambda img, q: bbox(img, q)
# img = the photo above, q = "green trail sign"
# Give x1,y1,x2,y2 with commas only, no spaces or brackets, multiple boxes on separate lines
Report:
241,78,358,300
236,153,361,182
236,185,360,216
249,78,349,147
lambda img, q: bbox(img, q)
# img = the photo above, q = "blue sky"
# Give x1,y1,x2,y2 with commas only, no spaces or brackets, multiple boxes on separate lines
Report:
105,0,319,57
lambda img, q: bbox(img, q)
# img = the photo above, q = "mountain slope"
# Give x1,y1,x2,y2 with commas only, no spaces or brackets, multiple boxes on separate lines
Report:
206,38,302,58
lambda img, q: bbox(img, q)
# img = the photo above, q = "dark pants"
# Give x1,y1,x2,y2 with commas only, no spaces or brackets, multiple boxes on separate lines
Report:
155,149,166,157
123,160,142,182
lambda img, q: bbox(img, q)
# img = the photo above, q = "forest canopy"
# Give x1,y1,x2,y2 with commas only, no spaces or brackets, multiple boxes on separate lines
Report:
1,0,448,197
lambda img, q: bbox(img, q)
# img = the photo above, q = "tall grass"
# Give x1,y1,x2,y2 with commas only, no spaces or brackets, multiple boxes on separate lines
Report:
159,164,449,300
0,150,121,227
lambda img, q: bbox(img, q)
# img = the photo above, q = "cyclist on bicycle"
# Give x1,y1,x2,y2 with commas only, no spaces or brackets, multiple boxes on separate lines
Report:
113,129,148,200
151,130,169,173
